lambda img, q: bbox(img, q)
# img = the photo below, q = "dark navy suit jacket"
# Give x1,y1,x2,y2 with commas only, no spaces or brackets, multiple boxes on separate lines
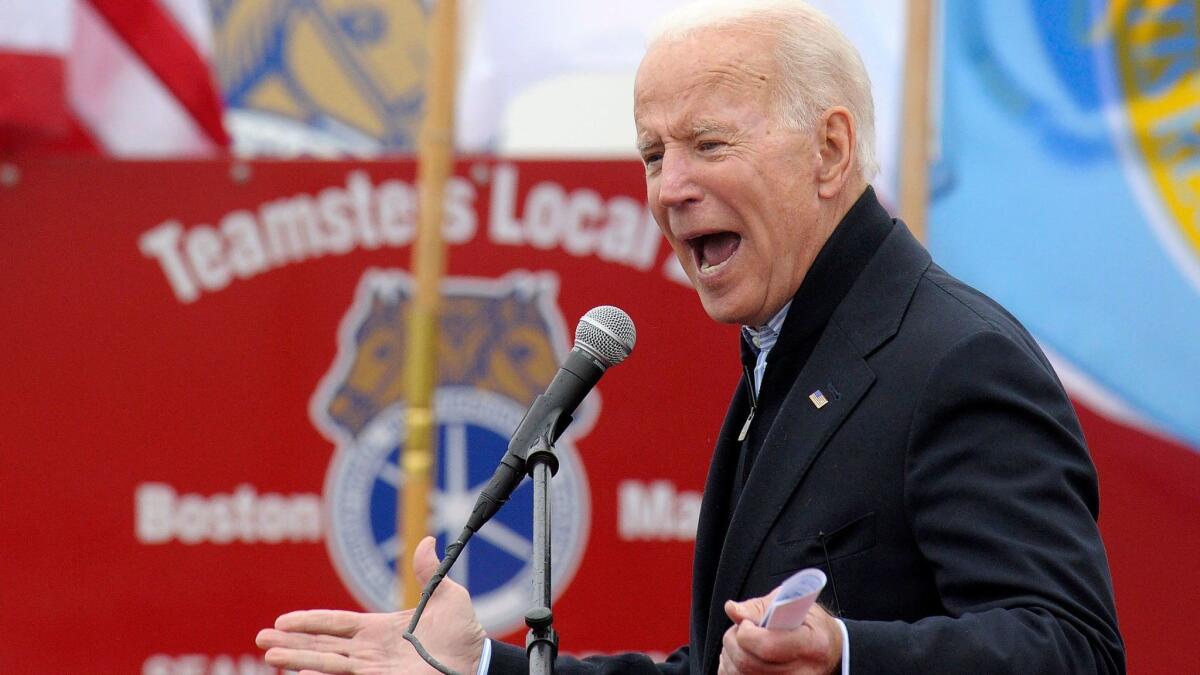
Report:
491,190,1124,674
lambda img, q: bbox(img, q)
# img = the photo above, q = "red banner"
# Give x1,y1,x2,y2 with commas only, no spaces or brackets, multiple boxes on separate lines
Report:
0,159,738,672
1,158,1190,672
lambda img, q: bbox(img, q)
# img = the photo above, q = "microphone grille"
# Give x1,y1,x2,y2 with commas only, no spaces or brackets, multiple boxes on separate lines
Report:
575,306,636,366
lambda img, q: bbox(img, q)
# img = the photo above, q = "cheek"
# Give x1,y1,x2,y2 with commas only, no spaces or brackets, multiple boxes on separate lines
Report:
645,178,662,211
666,237,694,273
649,209,677,247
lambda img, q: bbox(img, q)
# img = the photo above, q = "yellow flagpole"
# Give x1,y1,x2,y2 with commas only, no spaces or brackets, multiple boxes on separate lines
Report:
900,0,934,243
401,0,458,608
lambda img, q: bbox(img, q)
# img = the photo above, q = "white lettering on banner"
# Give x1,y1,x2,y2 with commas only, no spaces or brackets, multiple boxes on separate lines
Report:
138,171,478,304
617,479,701,541
135,483,321,545
137,166,675,303
486,164,662,270
142,653,280,675
139,222,202,302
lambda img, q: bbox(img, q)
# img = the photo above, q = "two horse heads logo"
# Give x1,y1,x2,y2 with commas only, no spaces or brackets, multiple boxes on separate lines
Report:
313,270,592,635
320,273,566,440
211,0,429,150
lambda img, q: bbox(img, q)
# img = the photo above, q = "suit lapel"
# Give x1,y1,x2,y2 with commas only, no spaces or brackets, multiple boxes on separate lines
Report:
691,380,750,671
700,321,875,672
698,222,932,673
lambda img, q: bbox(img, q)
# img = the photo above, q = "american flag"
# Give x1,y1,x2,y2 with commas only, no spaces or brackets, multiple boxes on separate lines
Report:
0,0,228,155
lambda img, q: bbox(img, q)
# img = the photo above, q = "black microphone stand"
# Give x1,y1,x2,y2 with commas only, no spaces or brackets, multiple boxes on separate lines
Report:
403,431,566,675
524,435,559,675
404,307,634,675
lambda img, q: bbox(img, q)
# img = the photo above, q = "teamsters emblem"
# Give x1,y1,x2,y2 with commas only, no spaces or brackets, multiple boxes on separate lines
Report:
311,270,592,635
211,0,430,154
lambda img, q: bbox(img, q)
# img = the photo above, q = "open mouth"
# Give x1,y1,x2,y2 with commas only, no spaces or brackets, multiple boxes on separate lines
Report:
690,231,741,274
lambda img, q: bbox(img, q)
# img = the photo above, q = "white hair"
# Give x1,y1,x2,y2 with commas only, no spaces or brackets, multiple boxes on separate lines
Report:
648,0,878,180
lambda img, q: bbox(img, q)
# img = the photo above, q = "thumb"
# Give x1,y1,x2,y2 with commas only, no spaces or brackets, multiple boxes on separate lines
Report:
412,535,441,587
724,590,775,624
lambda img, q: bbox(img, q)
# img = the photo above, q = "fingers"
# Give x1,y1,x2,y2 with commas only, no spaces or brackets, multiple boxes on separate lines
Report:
413,535,440,587
255,628,354,654
721,615,840,674
723,623,793,674
733,620,812,664
738,605,839,665
722,624,748,672
256,625,358,674
718,647,736,675
273,609,365,636
262,646,355,674
724,607,840,667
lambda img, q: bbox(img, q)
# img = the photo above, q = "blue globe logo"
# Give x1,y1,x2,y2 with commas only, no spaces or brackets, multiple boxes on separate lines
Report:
324,387,591,635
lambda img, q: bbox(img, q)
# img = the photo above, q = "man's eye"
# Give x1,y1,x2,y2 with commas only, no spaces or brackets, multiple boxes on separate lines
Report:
642,152,663,168
698,140,725,153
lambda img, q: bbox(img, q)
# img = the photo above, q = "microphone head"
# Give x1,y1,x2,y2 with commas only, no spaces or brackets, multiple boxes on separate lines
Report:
575,306,636,367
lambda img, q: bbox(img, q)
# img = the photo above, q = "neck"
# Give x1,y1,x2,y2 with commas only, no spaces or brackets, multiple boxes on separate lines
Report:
825,178,870,230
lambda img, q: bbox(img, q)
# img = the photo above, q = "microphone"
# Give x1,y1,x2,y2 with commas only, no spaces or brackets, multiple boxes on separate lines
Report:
403,306,635,675
464,305,636,532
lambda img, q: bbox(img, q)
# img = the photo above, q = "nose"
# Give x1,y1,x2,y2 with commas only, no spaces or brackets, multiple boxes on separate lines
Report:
654,150,703,209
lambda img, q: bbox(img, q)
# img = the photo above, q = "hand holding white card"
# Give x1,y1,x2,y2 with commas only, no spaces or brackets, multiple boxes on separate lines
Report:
759,568,827,630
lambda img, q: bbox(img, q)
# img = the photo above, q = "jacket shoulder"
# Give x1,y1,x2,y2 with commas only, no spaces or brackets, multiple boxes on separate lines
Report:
902,263,1053,370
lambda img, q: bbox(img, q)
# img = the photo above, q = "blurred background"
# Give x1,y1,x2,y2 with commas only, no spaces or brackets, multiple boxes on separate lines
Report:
1,1,1196,672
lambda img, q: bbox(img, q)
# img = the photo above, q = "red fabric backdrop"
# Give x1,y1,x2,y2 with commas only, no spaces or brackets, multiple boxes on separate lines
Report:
0,159,1194,673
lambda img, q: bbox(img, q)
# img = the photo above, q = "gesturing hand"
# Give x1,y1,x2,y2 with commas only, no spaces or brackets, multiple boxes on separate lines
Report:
256,536,486,674
718,590,842,675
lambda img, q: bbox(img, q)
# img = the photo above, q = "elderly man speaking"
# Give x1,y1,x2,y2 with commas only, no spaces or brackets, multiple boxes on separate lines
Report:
257,1,1125,673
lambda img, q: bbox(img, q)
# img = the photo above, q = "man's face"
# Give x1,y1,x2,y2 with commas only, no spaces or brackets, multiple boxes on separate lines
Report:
634,28,834,327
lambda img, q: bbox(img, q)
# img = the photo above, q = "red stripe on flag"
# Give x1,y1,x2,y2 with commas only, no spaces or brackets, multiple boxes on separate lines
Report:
0,53,100,154
85,0,229,148
0,53,70,136
44,114,104,154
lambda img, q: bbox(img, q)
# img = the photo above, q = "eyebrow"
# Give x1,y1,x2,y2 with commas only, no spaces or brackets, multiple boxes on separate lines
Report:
691,121,736,136
636,120,736,152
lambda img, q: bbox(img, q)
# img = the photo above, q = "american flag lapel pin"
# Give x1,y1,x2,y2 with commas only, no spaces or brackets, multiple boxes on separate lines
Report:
809,390,829,409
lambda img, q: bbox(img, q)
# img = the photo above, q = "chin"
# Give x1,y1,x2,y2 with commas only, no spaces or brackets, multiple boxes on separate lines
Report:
698,294,751,326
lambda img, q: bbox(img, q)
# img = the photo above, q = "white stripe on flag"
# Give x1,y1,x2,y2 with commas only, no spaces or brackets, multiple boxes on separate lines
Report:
67,0,220,156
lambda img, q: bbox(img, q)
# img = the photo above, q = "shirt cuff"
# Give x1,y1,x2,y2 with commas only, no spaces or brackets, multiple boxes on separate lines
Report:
836,619,850,674
475,637,493,675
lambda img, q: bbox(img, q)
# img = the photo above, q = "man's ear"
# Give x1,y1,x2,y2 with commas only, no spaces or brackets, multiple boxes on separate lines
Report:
816,107,856,199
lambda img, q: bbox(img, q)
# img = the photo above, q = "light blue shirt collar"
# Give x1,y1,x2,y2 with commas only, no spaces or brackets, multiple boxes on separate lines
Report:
740,301,792,393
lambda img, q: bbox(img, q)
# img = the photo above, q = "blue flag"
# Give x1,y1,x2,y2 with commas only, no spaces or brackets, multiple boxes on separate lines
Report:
931,0,1200,449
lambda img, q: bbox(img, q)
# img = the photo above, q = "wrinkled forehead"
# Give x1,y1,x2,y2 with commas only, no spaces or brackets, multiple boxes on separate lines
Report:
636,27,777,95
634,29,777,130
638,32,777,142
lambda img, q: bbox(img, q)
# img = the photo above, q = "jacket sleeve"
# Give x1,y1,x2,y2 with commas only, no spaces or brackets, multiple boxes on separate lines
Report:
487,640,690,675
844,330,1124,673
